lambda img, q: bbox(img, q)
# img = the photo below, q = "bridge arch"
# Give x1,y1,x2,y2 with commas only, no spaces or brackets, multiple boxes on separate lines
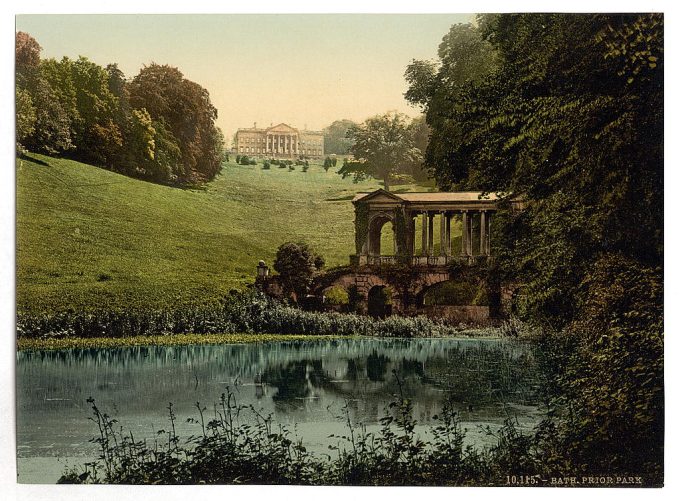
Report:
367,284,393,318
367,212,395,256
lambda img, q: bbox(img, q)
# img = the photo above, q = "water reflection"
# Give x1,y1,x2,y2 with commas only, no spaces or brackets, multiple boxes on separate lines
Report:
16,337,546,481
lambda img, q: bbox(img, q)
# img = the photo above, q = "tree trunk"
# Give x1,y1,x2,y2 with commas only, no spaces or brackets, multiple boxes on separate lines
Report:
383,173,390,191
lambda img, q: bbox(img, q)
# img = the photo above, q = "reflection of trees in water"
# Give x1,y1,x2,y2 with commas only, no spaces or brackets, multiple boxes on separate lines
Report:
366,351,389,382
263,360,327,412
17,338,545,421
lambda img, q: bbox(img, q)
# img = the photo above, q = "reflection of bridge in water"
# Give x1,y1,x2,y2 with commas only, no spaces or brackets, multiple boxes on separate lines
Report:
16,338,546,482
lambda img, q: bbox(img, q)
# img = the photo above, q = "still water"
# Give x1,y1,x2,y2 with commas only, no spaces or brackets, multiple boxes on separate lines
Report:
16,337,547,483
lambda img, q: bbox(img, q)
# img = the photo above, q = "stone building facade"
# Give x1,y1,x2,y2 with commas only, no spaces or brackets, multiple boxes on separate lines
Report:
235,122,325,159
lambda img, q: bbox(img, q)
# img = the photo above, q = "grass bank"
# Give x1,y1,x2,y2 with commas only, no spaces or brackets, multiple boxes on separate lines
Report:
16,333,346,351
17,153,437,314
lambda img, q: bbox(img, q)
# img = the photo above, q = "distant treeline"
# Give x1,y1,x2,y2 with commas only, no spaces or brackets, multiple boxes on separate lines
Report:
15,32,224,185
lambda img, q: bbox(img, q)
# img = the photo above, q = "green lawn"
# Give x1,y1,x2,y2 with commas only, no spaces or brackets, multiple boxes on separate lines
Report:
17,154,433,313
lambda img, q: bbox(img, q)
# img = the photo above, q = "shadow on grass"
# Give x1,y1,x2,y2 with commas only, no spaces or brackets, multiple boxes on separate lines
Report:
19,153,51,167
325,195,356,201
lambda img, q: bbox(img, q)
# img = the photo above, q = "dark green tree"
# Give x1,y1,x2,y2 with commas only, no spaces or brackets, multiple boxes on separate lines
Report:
339,112,422,191
129,63,223,183
323,119,356,154
407,13,663,480
273,242,324,302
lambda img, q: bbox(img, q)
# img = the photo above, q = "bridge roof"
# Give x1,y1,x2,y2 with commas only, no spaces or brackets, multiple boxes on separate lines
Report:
352,190,501,203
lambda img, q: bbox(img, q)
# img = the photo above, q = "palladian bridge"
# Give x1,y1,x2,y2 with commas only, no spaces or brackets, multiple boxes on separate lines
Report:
260,188,521,322
350,189,496,267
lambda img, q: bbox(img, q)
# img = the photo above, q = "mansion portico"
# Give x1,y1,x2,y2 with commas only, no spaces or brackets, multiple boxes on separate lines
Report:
235,122,325,159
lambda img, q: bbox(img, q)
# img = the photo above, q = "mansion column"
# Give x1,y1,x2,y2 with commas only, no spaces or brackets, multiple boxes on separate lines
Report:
421,212,428,256
410,216,416,256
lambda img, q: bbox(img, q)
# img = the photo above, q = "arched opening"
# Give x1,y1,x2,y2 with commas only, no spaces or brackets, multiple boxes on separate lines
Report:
367,285,393,318
368,215,395,256
421,279,488,306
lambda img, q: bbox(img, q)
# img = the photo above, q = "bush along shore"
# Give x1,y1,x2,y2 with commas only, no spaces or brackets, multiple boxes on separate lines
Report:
17,290,500,346
58,378,546,486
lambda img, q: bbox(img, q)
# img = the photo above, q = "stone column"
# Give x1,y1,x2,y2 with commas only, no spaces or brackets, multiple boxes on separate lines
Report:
421,212,428,256
468,213,474,256
461,211,469,256
480,211,487,256
439,211,446,256
445,213,452,256
427,212,434,256
486,212,492,256
410,217,416,256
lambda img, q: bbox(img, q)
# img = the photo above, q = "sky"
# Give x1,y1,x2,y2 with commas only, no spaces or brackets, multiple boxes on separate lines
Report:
15,14,475,144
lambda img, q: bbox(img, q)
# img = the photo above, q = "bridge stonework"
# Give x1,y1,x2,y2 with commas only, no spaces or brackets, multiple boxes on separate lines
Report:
318,266,457,314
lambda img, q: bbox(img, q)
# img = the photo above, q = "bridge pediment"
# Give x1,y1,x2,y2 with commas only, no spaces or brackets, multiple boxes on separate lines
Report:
353,189,404,205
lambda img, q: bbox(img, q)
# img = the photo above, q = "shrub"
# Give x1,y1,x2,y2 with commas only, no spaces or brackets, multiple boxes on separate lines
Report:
302,164,309,172
249,159,257,165
235,155,241,164
288,165,295,171
324,286,349,306
58,381,539,485
16,290,477,340
262,161,270,170
273,242,322,301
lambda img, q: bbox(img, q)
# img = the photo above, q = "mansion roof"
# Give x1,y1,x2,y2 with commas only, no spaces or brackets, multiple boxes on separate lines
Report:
236,122,323,135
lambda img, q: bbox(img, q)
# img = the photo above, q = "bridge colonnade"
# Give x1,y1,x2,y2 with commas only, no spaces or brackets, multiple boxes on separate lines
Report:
412,209,491,262
352,189,501,267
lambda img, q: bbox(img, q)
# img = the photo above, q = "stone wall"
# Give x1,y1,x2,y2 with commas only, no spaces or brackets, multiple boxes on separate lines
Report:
419,305,491,325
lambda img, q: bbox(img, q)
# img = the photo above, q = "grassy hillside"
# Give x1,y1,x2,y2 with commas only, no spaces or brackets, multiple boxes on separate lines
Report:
17,154,436,313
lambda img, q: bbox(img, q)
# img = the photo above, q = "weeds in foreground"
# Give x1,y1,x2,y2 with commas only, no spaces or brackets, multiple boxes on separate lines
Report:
59,372,539,486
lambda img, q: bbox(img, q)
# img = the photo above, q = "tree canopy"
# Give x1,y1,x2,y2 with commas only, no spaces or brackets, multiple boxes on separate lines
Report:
338,112,422,191
406,13,663,481
323,119,356,155
15,32,224,186
273,242,324,302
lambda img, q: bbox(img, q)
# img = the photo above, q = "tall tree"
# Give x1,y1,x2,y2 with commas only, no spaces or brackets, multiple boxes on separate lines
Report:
15,88,36,151
339,112,421,191
323,119,356,155
128,64,223,183
404,22,497,183
407,14,663,479
15,31,41,76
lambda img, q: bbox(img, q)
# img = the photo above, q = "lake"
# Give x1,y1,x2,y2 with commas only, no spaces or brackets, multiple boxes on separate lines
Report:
16,337,547,483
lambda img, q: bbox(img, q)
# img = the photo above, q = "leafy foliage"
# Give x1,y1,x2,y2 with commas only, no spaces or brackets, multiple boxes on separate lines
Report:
17,289,484,341
59,380,545,485
339,112,422,191
323,119,356,155
15,33,224,186
273,242,325,301
408,13,663,481
129,63,223,183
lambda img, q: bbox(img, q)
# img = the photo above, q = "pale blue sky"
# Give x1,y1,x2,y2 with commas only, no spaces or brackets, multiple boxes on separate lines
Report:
16,14,475,143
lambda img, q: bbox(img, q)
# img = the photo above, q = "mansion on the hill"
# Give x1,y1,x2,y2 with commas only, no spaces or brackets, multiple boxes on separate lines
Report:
235,123,325,159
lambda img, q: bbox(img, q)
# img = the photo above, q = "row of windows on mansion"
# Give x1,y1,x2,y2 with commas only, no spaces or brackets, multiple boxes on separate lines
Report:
234,122,324,158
